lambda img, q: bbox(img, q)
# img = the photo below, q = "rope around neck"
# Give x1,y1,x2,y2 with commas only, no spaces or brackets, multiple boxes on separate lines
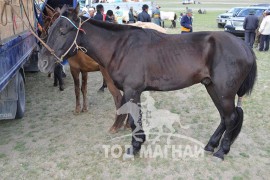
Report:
59,16,88,61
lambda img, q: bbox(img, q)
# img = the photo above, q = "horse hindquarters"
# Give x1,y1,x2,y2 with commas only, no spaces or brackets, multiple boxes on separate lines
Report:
204,41,257,159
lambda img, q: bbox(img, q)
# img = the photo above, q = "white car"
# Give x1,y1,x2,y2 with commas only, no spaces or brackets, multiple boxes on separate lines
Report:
216,7,243,28
224,7,268,37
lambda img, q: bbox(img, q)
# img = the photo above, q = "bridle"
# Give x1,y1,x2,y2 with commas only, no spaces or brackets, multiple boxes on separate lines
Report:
47,16,89,64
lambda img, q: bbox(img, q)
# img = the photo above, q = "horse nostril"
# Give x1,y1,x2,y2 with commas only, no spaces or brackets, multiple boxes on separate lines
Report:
43,60,49,68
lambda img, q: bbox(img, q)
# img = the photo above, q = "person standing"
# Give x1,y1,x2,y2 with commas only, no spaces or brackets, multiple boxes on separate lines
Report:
243,10,259,48
88,7,95,19
254,11,267,48
128,7,136,23
137,4,151,22
258,10,270,51
115,6,123,24
180,9,193,33
105,10,116,23
152,5,161,26
94,4,106,21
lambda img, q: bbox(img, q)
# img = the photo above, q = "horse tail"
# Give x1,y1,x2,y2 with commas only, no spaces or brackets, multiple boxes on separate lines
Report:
237,51,257,97
174,13,177,21
229,106,244,144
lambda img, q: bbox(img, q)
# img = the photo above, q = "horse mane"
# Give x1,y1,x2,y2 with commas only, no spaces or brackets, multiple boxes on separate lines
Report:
80,16,142,32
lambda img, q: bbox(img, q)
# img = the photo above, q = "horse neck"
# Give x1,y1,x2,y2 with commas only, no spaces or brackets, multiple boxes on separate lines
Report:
79,22,120,67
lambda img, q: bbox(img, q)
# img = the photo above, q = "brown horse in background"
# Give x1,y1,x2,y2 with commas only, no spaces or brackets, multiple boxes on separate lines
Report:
38,5,125,132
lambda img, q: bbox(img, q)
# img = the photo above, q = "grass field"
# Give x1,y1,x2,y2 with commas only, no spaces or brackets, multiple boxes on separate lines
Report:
0,0,270,179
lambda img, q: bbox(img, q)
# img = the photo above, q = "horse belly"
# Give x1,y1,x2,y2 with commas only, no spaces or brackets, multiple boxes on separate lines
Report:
146,72,200,91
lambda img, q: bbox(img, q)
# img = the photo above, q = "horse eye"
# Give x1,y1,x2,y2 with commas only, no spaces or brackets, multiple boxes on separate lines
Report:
59,28,65,36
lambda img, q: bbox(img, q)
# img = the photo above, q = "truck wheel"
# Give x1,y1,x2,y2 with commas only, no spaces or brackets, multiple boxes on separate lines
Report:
217,23,223,28
15,73,25,119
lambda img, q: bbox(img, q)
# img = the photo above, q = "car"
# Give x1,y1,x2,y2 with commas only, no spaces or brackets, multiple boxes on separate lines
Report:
251,4,270,7
224,7,269,37
216,7,244,28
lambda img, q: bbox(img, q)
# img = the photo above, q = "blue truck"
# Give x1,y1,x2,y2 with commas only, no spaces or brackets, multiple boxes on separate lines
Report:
0,0,38,120
0,0,77,120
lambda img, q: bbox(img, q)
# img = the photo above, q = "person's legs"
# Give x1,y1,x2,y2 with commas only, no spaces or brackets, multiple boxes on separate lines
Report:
244,32,250,47
264,35,270,51
254,31,260,48
259,35,265,51
250,32,256,48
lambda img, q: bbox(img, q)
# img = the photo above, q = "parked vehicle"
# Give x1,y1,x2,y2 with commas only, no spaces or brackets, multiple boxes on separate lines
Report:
216,7,244,28
0,0,38,120
224,7,269,37
251,4,270,7
0,0,78,120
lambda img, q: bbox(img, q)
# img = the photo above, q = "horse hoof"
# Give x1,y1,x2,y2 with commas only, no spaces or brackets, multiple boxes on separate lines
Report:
124,124,131,130
204,144,215,153
122,152,134,161
73,110,81,115
98,89,104,93
81,108,88,113
109,127,118,134
204,150,213,155
213,151,225,161
211,155,224,163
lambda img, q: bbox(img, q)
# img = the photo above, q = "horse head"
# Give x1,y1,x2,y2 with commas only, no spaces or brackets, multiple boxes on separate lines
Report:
38,3,81,73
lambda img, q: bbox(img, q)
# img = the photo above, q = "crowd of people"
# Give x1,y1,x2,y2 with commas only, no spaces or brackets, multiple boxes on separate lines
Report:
82,3,270,51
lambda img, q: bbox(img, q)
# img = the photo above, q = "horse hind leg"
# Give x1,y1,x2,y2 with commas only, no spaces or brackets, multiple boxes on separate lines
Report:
98,66,126,133
204,84,226,153
213,103,243,160
98,78,107,93
206,83,244,160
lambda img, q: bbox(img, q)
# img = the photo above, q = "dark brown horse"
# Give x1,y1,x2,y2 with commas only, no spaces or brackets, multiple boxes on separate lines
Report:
39,4,257,160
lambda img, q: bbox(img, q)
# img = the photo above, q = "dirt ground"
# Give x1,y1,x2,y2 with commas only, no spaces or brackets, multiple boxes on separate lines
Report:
0,56,269,179
1,0,270,178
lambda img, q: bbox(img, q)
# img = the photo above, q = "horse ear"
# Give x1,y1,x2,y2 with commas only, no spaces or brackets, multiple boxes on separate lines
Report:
73,2,80,16
55,7,61,13
45,6,54,17
59,4,68,15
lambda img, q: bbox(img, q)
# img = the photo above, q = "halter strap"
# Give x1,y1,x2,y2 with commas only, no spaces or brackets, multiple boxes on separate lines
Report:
59,16,87,61
60,16,86,34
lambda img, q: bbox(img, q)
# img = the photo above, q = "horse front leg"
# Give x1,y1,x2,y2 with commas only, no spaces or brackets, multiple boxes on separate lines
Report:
81,71,88,112
58,67,64,91
70,68,81,114
99,66,126,133
122,88,145,158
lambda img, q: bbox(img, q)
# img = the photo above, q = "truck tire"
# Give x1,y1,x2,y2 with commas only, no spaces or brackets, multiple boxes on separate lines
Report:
217,23,223,28
15,73,25,119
